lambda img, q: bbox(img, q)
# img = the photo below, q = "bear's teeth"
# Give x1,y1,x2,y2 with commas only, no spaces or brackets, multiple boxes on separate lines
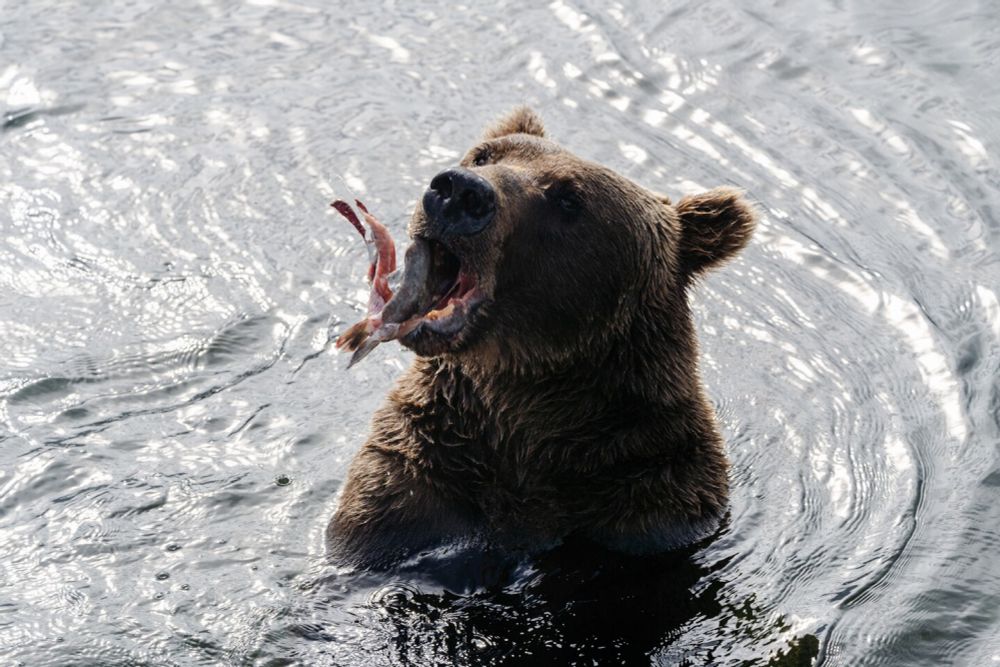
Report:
424,301,457,321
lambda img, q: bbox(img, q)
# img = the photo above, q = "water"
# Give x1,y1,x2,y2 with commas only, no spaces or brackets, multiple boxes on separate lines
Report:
2,0,999,664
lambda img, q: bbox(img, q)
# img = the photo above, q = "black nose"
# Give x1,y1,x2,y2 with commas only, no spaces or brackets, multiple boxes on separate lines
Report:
422,167,496,236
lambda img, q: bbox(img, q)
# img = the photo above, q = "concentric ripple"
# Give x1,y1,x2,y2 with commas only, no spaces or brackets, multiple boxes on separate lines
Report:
2,0,1000,665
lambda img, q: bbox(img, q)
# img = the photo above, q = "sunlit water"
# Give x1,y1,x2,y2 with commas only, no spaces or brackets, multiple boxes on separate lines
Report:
2,1,1000,665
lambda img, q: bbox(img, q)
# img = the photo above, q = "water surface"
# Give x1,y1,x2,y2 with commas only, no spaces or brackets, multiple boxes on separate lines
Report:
2,1,1000,665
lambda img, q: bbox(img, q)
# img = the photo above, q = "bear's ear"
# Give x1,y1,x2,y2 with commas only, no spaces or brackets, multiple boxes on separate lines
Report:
675,187,757,277
482,106,545,140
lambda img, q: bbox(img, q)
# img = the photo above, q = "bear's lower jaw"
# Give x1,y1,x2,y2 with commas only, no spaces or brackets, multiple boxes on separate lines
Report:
399,296,487,356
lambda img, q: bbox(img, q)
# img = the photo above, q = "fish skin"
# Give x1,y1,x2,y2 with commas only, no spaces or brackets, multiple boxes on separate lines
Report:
332,200,428,360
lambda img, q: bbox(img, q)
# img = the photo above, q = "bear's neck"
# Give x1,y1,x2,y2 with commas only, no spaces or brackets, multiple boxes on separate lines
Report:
440,298,722,459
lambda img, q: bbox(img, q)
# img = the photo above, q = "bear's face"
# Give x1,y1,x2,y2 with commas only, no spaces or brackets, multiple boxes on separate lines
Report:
396,108,756,366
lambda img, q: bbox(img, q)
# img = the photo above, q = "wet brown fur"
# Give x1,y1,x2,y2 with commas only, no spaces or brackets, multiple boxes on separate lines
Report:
327,108,757,568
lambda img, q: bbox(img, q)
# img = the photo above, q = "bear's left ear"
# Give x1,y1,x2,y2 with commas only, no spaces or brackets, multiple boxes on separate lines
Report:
675,187,757,277
482,106,545,140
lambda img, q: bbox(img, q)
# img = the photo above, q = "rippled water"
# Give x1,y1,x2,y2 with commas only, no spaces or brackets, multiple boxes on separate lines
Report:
2,1,1000,665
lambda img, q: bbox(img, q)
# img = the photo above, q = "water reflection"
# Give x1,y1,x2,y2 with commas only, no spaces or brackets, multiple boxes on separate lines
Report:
248,537,819,666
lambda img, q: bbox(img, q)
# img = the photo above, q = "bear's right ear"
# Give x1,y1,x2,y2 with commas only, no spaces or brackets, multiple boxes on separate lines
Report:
482,106,545,140
675,187,757,277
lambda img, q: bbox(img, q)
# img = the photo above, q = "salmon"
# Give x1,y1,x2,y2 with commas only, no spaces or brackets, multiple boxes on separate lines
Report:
331,200,431,367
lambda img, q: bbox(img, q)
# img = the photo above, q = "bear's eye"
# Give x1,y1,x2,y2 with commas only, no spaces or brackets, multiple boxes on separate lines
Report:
548,185,582,219
558,194,581,215
472,148,491,167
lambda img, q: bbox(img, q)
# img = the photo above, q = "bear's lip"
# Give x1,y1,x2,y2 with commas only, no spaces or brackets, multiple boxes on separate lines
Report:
380,237,484,352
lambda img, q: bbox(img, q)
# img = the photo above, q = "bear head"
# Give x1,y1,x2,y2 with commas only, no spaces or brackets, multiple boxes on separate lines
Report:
390,107,757,372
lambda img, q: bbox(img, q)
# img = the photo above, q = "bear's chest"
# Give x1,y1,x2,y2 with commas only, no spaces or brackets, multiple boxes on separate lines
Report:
429,434,612,535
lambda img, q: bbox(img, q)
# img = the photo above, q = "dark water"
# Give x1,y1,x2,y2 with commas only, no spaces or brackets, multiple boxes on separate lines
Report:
2,1,999,665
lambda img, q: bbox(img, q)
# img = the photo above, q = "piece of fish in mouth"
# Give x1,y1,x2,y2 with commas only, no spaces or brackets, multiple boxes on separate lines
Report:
341,240,435,367
381,239,434,324
331,199,459,365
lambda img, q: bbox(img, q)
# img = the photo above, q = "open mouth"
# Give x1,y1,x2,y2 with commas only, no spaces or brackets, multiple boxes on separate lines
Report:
331,199,488,365
380,238,483,351
419,241,477,331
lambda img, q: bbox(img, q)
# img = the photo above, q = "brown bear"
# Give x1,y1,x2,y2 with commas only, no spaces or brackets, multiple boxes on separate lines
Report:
327,107,756,569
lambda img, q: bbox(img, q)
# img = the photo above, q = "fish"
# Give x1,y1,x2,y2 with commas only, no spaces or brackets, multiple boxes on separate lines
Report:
331,199,432,367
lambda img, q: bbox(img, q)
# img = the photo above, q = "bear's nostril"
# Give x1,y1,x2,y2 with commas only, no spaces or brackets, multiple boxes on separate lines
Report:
429,172,453,199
